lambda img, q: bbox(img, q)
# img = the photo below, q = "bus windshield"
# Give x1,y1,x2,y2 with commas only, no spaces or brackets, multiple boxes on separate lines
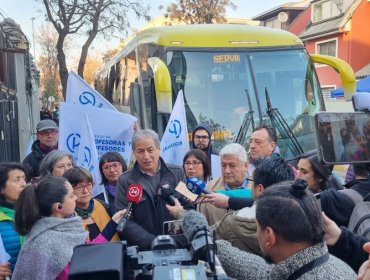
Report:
166,49,324,159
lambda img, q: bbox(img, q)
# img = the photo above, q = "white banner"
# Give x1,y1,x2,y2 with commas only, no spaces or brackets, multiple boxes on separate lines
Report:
66,71,117,111
59,102,136,165
76,114,104,197
160,91,189,166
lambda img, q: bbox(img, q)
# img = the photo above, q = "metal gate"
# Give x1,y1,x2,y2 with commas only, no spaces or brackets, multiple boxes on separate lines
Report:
0,89,20,162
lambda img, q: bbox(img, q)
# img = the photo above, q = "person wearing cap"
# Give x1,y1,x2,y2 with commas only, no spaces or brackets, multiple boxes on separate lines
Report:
22,119,59,180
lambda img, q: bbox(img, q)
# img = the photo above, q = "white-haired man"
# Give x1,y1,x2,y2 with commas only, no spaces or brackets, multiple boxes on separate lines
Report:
199,143,251,225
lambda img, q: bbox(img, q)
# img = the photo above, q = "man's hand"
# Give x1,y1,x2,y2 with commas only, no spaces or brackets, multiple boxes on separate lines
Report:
322,212,341,245
202,193,229,209
357,243,370,280
166,198,184,219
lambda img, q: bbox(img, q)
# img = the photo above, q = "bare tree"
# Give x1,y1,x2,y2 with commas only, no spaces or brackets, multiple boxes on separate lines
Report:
40,0,149,98
36,23,66,101
164,0,236,24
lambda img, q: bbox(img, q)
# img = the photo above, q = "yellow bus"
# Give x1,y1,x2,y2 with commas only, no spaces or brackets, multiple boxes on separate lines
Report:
95,24,355,159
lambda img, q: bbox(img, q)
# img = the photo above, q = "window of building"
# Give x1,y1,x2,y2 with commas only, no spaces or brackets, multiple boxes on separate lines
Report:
265,18,281,29
316,39,337,57
321,86,336,100
313,0,341,22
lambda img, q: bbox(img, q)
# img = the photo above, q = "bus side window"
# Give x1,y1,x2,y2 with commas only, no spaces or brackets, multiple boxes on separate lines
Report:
129,81,146,129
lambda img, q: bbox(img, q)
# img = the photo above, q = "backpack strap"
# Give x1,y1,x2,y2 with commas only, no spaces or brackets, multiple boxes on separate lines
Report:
340,188,364,206
287,252,329,280
353,213,370,234
361,227,370,238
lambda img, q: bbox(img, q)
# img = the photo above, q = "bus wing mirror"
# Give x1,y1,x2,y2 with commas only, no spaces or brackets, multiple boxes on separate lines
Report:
148,57,172,114
310,54,356,101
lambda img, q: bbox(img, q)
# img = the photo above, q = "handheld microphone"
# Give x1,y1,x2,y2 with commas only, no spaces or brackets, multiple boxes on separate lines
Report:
157,184,176,206
186,177,211,195
116,184,143,233
181,210,227,277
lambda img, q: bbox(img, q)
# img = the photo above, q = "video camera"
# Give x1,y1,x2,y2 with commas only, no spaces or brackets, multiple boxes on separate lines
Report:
68,211,233,280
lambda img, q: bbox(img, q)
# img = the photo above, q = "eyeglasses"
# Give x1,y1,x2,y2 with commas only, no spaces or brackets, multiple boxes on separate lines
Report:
73,182,93,193
38,129,58,136
194,135,209,140
102,162,121,171
184,160,202,167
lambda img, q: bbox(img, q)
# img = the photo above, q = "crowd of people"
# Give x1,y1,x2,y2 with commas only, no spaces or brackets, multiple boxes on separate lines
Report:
1,118,370,279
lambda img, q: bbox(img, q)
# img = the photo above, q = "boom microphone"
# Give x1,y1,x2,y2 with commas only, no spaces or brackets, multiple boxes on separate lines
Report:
157,184,176,206
186,177,211,195
181,210,227,278
116,184,143,234
181,210,214,262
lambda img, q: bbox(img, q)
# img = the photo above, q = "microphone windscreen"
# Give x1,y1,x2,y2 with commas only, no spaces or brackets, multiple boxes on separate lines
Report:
181,210,209,242
126,184,143,204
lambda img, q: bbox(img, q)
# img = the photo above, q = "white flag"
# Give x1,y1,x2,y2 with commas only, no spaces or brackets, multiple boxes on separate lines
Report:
66,71,117,111
0,234,10,263
59,102,136,165
76,114,104,197
160,90,189,165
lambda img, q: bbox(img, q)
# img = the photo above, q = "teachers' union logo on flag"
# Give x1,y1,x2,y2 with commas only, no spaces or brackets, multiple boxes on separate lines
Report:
66,133,81,153
79,91,96,106
168,120,181,139
83,146,92,165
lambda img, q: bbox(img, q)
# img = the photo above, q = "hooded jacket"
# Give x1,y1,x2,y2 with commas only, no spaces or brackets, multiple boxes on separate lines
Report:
22,140,54,179
192,124,217,159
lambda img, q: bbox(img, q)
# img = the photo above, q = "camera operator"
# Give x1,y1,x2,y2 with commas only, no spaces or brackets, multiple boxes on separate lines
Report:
115,129,193,250
215,179,355,280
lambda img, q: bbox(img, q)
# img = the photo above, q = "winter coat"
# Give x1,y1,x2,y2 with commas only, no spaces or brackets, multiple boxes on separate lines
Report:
199,176,253,225
216,240,356,280
321,179,370,227
0,207,24,271
22,140,49,179
115,157,190,250
213,204,261,255
329,226,368,272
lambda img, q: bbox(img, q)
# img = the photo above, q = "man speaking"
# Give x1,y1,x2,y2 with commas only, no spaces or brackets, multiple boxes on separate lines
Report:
115,129,192,250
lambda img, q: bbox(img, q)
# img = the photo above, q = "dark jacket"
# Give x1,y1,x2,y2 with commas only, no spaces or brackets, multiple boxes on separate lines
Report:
95,186,116,214
329,226,368,272
321,179,370,227
22,140,47,179
115,158,191,250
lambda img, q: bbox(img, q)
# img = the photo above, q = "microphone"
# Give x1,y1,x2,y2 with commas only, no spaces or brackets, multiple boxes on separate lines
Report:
116,184,143,233
157,184,176,206
186,177,211,195
181,210,227,277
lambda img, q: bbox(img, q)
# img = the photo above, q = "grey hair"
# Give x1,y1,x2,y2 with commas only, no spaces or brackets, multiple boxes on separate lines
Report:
39,150,74,177
219,143,248,163
132,129,160,151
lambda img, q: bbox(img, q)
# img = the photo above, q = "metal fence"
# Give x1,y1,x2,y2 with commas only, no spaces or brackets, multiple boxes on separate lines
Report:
0,89,20,162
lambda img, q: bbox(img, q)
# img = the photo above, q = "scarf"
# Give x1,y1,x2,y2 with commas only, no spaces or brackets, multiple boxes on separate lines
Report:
105,184,117,197
75,199,94,219
12,215,88,280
